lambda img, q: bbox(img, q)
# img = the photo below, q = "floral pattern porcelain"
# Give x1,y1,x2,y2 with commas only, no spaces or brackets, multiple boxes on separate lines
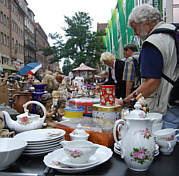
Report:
130,147,153,164
65,149,83,158
70,124,89,141
60,140,98,164
113,102,155,171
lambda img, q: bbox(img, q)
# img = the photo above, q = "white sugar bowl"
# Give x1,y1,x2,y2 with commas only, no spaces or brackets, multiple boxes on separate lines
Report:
70,124,89,141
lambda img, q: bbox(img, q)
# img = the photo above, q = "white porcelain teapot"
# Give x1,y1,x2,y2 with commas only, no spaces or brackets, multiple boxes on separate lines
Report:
2,101,46,133
113,102,155,171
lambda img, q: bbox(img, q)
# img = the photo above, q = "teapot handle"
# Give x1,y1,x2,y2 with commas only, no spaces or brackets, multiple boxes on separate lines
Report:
23,101,47,121
113,119,125,144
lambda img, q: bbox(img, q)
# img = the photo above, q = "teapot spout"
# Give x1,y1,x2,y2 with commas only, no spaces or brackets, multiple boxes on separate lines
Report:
2,111,17,131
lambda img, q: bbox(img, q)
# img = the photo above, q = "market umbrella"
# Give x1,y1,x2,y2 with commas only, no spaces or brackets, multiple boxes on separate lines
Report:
17,62,42,75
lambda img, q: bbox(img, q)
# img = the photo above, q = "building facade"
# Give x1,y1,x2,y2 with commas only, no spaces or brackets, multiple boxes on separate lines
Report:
35,23,57,72
0,0,24,73
24,7,36,65
0,0,56,73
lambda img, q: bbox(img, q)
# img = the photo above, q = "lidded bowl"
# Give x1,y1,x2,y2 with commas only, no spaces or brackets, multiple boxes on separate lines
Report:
70,124,89,141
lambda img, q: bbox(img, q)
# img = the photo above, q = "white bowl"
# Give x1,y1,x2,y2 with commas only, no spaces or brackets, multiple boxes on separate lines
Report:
60,140,98,164
0,138,27,170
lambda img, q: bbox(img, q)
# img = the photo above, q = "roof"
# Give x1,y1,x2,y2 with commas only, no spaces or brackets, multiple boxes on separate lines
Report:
72,63,96,72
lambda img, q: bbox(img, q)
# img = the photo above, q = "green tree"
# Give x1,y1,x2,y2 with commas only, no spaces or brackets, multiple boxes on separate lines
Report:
40,33,64,63
62,59,73,76
42,11,106,75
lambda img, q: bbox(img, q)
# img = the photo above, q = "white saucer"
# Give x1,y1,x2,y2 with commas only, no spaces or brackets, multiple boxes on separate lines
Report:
14,129,66,144
43,144,113,173
114,147,121,155
114,142,121,150
60,154,99,168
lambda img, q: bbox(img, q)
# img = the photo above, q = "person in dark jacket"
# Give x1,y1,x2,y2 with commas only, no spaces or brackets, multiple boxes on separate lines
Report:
100,52,126,99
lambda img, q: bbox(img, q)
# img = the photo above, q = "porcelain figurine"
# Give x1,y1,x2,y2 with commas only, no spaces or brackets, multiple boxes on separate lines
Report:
113,102,155,171
2,101,46,133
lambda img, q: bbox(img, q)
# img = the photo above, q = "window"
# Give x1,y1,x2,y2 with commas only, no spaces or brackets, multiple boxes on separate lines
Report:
2,57,8,65
12,38,14,49
173,0,179,5
15,40,18,53
7,17,9,27
173,8,179,23
4,34,6,46
7,36,9,47
0,12,3,23
1,32,4,44
3,14,6,25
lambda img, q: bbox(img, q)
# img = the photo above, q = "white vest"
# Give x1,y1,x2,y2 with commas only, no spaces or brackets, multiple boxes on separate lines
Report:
142,22,179,115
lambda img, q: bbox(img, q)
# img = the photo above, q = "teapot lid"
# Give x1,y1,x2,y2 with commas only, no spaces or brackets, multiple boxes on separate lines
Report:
71,124,89,137
129,102,146,119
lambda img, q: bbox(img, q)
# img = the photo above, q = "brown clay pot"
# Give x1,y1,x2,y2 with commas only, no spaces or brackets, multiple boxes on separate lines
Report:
13,92,32,113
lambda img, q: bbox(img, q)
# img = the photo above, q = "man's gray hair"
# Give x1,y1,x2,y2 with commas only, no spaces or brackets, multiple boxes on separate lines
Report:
128,4,161,27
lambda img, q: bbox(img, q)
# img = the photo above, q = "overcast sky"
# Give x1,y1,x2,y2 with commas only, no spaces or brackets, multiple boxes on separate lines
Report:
28,0,116,38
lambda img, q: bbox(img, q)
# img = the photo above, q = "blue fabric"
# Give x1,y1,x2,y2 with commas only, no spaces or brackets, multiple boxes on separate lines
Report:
162,107,179,128
162,107,179,141
140,43,163,79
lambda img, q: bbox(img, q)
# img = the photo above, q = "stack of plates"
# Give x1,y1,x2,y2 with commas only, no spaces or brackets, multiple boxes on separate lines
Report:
114,142,121,155
14,129,66,156
114,142,159,157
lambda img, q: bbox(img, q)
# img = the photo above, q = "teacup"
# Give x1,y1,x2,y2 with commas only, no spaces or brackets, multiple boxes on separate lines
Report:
0,129,15,138
154,128,179,141
60,140,98,164
156,139,177,155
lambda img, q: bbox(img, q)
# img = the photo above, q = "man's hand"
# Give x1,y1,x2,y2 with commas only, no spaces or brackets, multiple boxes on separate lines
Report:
115,98,124,108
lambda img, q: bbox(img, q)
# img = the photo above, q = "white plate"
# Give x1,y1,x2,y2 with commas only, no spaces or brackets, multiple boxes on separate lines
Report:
43,144,113,173
24,144,62,153
23,145,62,156
59,154,99,168
14,129,65,144
114,147,121,155
26,137,64,146
26,138,64,149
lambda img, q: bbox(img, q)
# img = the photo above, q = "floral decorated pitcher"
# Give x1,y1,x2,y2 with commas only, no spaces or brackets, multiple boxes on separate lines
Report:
113,102,155,171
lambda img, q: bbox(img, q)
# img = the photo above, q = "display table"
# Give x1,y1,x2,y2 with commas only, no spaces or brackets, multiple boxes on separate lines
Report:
1,143,179,176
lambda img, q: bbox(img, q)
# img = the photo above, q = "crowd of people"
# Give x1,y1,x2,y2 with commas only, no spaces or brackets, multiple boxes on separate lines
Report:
100,4,179,130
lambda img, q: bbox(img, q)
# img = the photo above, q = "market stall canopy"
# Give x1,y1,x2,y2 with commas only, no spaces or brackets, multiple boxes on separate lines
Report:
72,63,96,72
17,62,42,75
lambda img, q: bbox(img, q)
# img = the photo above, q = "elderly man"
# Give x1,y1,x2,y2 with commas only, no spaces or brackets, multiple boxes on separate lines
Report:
116,5,179,130
100,52,126,98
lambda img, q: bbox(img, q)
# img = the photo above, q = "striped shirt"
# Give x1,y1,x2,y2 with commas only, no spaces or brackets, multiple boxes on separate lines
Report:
122,52,140,88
